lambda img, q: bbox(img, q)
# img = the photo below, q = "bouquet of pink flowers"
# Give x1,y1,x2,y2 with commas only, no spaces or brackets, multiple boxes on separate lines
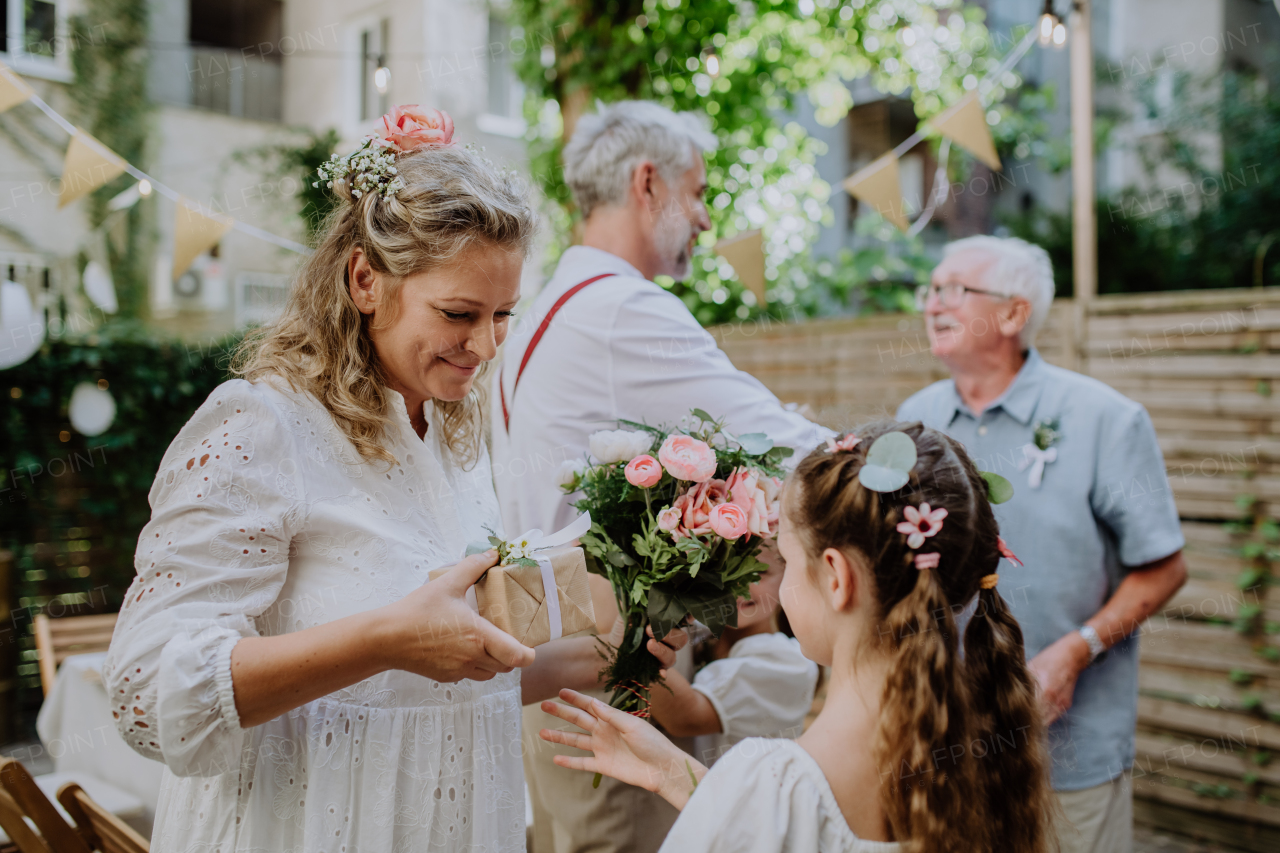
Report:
560,410,790,713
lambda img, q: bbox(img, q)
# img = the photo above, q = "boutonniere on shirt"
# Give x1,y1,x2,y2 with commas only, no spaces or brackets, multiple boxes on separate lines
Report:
1019,418,1060,489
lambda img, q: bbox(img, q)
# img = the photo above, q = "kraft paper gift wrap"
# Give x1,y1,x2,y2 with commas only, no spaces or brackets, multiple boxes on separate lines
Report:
430,545,596,647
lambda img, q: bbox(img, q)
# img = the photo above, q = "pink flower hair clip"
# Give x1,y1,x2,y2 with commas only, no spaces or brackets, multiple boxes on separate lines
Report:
826,433,861,454
897,502,948,549
997,536,1024,566
914,552,940,570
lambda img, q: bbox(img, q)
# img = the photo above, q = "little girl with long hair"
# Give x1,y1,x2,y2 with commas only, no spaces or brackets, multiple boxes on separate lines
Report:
540,421,1056,852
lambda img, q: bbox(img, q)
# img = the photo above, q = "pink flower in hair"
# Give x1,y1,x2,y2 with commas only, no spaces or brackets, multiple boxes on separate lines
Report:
897,502,948,549
914,552,940,570
826,433,861,454
997,537,1024,566
380,105,455,151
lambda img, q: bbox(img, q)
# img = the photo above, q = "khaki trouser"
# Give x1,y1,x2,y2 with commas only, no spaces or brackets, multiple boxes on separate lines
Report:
1054,772,1133,853
524,699,679,853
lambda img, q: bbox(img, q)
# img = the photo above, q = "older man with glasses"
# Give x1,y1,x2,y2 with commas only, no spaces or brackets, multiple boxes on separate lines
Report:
897,235,1188,853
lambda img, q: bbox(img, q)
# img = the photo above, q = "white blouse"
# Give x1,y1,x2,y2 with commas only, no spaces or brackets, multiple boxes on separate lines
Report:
103,378,525,853
690,633,819,767
660,739,901,853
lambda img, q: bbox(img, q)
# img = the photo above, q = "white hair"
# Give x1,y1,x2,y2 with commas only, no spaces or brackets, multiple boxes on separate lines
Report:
943,235,1056,348
563,100,718,217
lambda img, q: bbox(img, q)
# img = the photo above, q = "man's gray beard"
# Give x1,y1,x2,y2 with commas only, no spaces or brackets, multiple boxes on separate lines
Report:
653,204,693,281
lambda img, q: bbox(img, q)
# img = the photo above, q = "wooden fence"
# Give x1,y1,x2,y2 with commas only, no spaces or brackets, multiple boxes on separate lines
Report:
712,288,1280,850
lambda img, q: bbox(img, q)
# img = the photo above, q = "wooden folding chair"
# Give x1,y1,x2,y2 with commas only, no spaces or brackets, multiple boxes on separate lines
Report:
0,758,91,853
0,787,52,853
32,614,118,696
57,784,148,853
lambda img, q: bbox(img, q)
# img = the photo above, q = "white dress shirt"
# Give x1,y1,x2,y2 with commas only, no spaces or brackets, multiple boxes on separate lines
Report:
491,245,833,536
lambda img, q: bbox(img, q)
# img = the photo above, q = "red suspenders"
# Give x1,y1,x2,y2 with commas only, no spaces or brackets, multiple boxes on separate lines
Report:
500,273,615,432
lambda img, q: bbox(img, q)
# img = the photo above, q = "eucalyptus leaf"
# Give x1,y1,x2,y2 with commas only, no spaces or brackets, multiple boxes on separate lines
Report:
980,471,1015,504
690,408,716,423
766,446,795,460
464,540,492,557
512,557,539,568
737,432,774,455
858,431,917,492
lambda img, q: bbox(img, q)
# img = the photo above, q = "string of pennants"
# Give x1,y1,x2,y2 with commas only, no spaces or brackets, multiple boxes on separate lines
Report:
0,59,311,285
714,25,1040,302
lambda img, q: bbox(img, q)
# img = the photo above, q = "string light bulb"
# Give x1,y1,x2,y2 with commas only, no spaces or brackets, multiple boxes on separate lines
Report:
1038,0,1057,47
1052,22,1067,47
374,65,391,94
137,179,152,197
705,53,720,77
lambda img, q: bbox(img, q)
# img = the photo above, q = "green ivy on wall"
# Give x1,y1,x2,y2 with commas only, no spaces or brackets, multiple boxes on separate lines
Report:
68,0,153,319
0,325,241,737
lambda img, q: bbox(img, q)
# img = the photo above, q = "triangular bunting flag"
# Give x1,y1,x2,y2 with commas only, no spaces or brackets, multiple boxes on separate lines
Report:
924,93,1002,171
842,153,910,233
173,197,234,279
0,62,34,114
714,229,766,304
59,130,128,208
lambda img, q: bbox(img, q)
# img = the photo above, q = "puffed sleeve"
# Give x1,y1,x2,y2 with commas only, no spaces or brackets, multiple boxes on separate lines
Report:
659,739,886,853
1089,402,1185,569
104,379,305,777
690,634,818,740
608,286,834,457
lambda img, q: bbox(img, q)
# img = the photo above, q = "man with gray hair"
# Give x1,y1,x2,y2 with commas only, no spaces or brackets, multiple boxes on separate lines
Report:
896,236,1187,853
492,101,830,853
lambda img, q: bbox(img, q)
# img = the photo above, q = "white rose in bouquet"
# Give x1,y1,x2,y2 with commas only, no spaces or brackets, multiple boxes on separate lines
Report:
554,459,585,488
588,429,654,464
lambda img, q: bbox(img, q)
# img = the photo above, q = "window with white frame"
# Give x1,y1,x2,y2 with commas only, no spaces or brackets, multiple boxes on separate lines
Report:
478,12,526,137
4,0,60,61
358,18,390,122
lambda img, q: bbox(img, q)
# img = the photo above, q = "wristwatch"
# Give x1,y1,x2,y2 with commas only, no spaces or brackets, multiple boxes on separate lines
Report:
1078,625,1106,664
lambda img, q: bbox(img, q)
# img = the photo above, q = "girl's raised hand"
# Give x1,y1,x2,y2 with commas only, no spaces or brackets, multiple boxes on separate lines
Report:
539,688,706,810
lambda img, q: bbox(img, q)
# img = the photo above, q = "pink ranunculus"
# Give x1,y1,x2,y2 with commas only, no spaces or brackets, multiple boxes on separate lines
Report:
657,506,683,533
726,467,785,538
624,454,663,488
380,105,455,152
673,479,729,537
658,435,718,483
709,502,750,540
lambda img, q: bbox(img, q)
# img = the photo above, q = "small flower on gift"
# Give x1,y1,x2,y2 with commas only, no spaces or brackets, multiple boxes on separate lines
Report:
997,536,1024,566
657,506,683,533
914,552,941,570
624,454,663,488
896,502,948,549
825,433,861,454
658,435,718,483
709,503,750,540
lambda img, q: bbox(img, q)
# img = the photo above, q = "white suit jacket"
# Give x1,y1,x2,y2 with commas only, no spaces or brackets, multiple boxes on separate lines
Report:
491,245,832,536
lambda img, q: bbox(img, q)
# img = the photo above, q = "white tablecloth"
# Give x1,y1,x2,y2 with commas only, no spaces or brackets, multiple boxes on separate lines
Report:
35,651,164,825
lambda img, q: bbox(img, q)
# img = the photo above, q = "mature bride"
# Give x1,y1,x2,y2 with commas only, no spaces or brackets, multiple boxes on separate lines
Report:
105,107,684,851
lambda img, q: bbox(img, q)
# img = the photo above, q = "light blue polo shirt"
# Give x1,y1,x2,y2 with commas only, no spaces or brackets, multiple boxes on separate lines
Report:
897,348,1184,791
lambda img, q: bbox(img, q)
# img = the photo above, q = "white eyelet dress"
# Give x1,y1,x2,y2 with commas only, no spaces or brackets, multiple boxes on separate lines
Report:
103,378,525,853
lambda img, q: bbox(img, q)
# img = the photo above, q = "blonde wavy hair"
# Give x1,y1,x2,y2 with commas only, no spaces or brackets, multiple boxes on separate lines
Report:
233,143,537,469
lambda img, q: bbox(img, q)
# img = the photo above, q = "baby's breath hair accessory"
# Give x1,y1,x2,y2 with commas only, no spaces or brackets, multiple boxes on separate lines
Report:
825,433,861,454
315,137,405,200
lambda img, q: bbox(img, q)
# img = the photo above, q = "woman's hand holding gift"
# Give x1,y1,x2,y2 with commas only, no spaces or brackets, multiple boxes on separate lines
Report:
539,688,707,810
379,550,537,683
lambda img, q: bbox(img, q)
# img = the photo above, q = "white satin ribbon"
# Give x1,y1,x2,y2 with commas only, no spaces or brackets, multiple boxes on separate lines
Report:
507,513,592,642
1018,444,1058,489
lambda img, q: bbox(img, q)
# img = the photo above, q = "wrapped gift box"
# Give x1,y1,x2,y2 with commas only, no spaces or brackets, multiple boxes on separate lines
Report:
430,545,596,647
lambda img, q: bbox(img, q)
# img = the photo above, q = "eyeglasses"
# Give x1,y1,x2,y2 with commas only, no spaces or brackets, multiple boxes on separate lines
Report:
914,282,1014,311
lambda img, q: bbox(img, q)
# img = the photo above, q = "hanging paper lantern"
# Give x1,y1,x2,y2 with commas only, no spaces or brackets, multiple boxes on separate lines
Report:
82,261,118,313
0,280,45,370
69,382,116,436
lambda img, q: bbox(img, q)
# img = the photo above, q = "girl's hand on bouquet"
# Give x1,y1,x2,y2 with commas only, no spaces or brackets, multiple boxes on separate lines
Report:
604,617,690,671
380,550,536,683
539,688,707,810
